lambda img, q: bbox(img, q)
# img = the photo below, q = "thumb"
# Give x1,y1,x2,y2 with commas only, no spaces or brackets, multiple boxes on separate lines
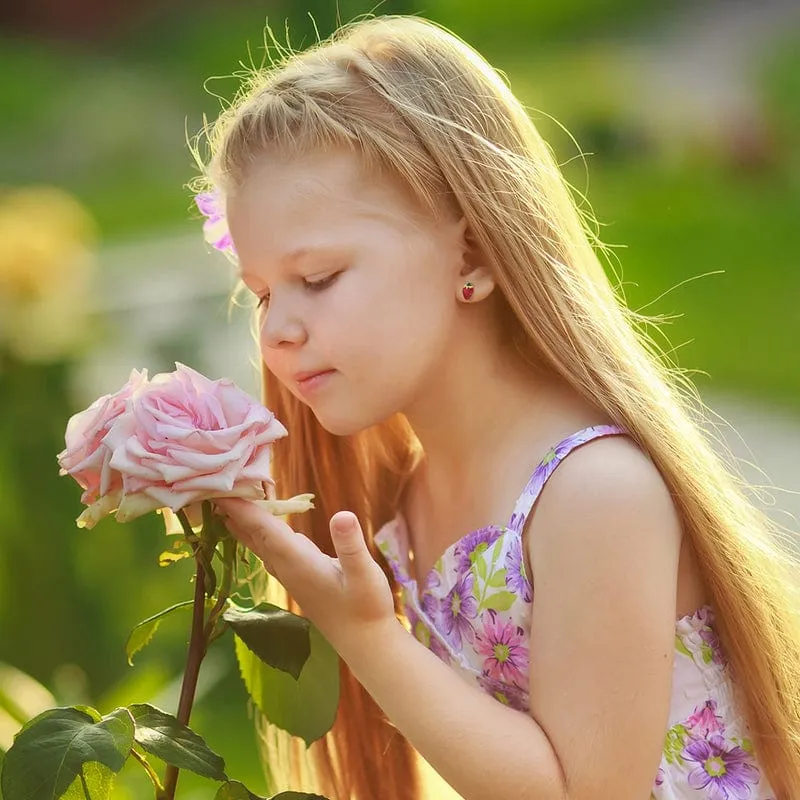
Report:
329,511,372,578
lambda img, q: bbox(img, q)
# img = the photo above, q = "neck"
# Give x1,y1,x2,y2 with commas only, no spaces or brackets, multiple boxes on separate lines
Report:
401,311,591,513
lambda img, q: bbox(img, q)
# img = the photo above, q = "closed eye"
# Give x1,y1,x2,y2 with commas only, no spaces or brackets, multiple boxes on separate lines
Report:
256,271,341,309
303,271,341,293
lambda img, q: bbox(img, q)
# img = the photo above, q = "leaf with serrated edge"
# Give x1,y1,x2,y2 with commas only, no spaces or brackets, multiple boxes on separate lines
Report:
215,780,264,799
270,794,329,799
215,783,328,800
223,603,311,679
128,703,226,781
234,624,339,746
1,706,134,800
125,601,194,665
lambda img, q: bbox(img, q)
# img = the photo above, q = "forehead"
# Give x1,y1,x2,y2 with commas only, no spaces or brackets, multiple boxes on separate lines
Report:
226,148,425,255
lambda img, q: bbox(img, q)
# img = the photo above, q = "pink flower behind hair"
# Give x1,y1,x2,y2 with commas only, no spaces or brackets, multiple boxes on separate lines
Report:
104,363,287,522
57,369,148,527
195,189,237,260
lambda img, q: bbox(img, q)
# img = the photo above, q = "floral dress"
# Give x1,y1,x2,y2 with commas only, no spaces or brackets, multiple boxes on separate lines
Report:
374,425,774,799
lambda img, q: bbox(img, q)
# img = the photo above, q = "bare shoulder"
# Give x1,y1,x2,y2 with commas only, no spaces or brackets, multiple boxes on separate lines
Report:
526,433,684,617
532,434,682,549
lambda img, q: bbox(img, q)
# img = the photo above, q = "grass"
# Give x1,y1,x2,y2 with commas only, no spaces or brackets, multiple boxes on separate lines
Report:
584,160,800,410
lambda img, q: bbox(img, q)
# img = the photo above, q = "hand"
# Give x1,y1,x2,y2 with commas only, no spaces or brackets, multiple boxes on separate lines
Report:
213,498,398,657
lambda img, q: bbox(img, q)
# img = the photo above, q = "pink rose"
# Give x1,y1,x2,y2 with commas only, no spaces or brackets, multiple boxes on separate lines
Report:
57,369,148,527
104,363,287,522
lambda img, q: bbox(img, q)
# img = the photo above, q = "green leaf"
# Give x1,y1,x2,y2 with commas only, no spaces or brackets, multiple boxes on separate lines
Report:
490,537,504,562
473,555,487,580
215,782,328,800
486,568,508,589
1,706,134,800
61,762,114,799
482,591,516,612
125,601,194,666
215,781,261,799
663,723,687,765
234,623,339,746
675,634,692,659
223,603,311,680
128,704,227,781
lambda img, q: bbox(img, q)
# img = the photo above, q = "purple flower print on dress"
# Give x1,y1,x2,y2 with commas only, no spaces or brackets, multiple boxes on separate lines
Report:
699,626,725,666
508,426,625,535
455,526,504,574
440,569,478,649
429,632,452,665
477,673,529,712
420,587,440,628
686,606,726,667
654,767,665,787
504,540,533,603
686,700,725,739
383,550,409,588
474,609,529,687
195,189,237,258
682,734,760,799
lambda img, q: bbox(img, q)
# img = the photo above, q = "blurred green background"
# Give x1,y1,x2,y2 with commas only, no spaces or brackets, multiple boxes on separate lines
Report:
1,0,798,797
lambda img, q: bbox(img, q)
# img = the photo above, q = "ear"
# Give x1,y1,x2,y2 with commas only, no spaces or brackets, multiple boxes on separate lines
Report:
456,216,496,301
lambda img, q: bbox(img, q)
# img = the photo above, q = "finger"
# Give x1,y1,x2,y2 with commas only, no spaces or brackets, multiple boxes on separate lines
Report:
329,511,373,581
215,497,294,559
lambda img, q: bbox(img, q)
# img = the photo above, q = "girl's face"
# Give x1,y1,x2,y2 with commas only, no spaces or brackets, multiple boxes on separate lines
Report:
226,148,470,435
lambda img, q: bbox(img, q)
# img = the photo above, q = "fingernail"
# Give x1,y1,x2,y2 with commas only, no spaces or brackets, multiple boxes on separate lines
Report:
333,512,356,533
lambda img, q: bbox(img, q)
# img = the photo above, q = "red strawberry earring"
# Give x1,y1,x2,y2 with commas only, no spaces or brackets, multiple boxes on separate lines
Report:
462,281,475,301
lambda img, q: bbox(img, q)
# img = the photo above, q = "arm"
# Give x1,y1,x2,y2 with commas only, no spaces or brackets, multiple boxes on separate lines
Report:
217,437,682,800
342,615,566,800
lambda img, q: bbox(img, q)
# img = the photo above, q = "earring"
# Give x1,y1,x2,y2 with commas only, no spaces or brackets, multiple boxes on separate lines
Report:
461,281,475,301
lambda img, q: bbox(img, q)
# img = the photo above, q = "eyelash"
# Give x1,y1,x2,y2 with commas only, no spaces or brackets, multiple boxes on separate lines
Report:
256,272,341,308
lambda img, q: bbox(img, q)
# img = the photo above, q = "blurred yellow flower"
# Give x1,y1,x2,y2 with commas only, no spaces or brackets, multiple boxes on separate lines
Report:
0,186,97,363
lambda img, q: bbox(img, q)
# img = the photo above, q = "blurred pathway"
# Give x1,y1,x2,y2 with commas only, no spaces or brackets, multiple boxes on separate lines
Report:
620,0,800,148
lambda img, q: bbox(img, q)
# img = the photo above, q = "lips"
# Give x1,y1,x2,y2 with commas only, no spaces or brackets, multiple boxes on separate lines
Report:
293,369,334,383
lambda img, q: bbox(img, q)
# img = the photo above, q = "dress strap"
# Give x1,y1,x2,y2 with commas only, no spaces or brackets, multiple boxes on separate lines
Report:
507,424,630,535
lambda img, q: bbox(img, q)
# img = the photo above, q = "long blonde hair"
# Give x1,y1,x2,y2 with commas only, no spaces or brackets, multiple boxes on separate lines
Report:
196,15,800,799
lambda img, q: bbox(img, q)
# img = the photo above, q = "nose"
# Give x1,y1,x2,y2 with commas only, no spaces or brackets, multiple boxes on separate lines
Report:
259,295,308,350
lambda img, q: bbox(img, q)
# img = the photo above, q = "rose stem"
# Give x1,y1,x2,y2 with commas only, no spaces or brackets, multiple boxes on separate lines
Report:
163,510,211,800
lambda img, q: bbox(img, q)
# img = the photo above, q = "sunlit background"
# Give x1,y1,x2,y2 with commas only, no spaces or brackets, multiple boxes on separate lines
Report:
1,0,799,796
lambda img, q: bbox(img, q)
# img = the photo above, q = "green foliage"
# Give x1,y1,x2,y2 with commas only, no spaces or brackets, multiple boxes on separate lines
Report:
125,601,195,666
128,704,227,781
1,706,134,799
216,781,264,800
215,781,326,800
269,793,328,800
423,0,663,48
223,603,311,680
0,702,306,799
234,625,339,747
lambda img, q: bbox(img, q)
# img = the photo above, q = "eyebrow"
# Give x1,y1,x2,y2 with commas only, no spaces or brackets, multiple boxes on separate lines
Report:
281,245,335,265
237,244,344,281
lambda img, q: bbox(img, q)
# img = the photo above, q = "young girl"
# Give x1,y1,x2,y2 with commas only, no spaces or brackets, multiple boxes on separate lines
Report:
203,15,800,799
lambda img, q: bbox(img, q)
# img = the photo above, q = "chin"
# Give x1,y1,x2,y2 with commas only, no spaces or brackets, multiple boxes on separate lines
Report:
311,409,374,438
